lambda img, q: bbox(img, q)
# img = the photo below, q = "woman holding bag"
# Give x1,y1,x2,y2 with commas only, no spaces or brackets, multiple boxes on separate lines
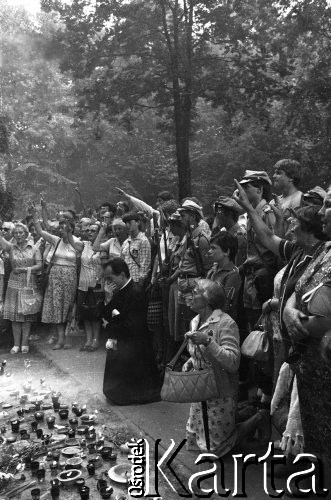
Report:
31,205,83,350
1,223,42,354
183,279,240,456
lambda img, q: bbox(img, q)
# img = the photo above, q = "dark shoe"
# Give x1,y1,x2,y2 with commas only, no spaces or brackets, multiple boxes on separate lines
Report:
86,345,98,352
52,343,64,350
80,344,91,351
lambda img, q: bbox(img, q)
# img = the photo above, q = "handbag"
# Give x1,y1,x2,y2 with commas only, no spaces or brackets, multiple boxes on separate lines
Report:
40,239,61,291
18,268,43,316
161,338,219,403
241,315,270,362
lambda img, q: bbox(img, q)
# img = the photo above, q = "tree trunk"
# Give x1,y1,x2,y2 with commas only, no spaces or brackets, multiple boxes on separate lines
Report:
171,0,192,200
174,100,191,200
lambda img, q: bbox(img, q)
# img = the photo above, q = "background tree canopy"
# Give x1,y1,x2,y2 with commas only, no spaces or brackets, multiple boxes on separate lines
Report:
0,0,330,216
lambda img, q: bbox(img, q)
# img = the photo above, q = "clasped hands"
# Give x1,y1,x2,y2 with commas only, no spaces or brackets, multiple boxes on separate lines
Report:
185,330,210,346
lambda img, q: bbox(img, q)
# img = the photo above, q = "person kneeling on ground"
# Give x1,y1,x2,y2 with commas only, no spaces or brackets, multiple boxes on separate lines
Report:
100,257,161,405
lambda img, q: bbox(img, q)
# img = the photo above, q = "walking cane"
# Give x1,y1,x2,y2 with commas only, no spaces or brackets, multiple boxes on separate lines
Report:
201,401,211,451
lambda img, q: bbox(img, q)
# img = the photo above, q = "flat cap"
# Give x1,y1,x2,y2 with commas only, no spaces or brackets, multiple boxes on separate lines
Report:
303,186,326,203
214,196,243,214
177,200,203,217
239,170,272,185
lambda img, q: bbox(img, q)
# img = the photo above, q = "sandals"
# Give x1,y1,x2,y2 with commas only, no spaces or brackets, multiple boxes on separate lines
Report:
10,346,29,354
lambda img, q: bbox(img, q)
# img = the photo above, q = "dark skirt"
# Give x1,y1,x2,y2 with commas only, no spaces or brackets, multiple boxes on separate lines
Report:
77,287,104,322
103,334,161,405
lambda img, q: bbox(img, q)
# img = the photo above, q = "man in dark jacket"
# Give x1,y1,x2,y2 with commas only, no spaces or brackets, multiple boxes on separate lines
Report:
100,257,160,405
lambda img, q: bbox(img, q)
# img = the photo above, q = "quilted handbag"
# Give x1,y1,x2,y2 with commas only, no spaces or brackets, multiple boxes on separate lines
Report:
241,315,270,362
18,269,43,316
161,339,219,403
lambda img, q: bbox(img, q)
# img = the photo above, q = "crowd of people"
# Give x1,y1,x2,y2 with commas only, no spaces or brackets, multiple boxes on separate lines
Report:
0,158,330,496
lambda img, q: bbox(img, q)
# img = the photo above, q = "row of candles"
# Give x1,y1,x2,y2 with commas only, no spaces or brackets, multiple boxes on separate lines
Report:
30,477,114,499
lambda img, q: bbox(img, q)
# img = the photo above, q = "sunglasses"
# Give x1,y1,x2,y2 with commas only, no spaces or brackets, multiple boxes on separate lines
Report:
1,228,10,231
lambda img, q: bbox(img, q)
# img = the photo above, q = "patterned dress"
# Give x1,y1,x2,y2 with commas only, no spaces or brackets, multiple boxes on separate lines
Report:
3,243,41,322
42,237,79,324
293,242,331,459
185,311,240,456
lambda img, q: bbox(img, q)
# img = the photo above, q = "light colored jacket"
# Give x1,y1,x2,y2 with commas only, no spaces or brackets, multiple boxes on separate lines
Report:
188,309,240,399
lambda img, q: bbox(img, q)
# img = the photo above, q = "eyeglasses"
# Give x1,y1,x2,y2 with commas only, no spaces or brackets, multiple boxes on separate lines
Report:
1,228,10,232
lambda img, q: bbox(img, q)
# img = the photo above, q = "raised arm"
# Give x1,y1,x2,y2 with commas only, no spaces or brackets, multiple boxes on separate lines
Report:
92,223,107,252
233,179,282,256
33,215,58,245
116,187,157,219
67,228,84,253
40,196,51,230
0,233,13,252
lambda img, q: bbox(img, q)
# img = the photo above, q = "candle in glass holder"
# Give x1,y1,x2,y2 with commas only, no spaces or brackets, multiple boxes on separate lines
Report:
10,420,20,433
30,460,40,476
58,409,68,420
34,411,44,422
46,416,55,429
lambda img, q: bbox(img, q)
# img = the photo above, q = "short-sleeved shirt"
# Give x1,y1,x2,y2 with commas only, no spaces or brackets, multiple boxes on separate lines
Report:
78,241,102,291
45,235,80,267
121,232,151,282
100,238,122,258
179,227,212,276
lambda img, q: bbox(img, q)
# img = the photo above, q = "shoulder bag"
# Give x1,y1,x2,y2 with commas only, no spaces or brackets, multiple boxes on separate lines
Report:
161,338,219,403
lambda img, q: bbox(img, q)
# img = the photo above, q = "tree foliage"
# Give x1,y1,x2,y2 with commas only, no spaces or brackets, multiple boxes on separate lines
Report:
0,0,330,217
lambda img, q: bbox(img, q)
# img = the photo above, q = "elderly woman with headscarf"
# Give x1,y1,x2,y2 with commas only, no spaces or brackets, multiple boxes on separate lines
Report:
183,279,240,455
0,223,42,353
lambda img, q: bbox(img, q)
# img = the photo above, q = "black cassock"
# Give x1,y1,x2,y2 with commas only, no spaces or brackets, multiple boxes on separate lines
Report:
101,280,160,405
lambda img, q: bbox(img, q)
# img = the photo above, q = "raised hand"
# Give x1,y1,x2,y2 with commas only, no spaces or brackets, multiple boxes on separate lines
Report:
233,179,253,211
115,187,129,199
40,194,46,208
27,201,38,217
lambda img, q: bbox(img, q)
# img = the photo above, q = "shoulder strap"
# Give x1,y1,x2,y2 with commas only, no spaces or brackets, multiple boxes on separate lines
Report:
167,338,188,369
46,239,61,274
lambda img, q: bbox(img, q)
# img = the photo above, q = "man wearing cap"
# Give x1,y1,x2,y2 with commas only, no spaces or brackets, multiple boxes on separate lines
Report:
121,211,151,288
176,200,212,332
273,159,303,234
302,186,326,207
238,170,278,329
212,196,247,267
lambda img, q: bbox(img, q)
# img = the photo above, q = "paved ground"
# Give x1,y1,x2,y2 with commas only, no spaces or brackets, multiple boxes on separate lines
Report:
28,332,277,499
0,326,289,499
